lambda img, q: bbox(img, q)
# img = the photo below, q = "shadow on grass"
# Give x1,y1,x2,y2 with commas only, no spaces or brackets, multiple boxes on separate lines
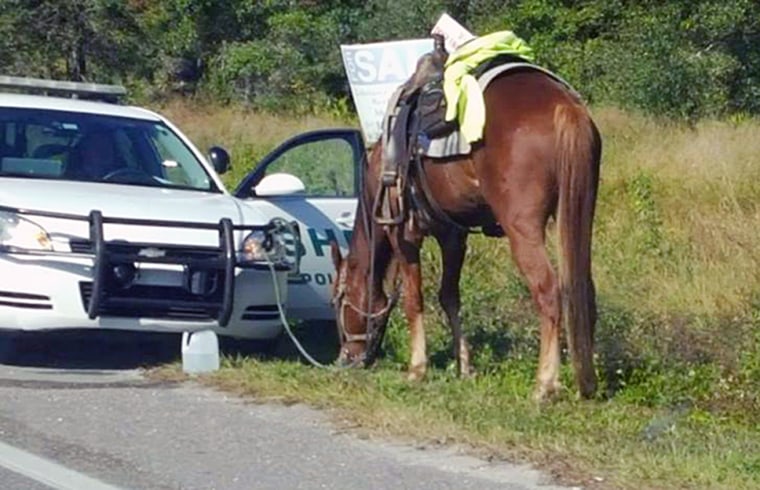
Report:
223,320,341,366
380,299,647,398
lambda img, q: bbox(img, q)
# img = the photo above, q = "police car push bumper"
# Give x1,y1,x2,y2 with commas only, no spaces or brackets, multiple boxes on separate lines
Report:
0,205,297,332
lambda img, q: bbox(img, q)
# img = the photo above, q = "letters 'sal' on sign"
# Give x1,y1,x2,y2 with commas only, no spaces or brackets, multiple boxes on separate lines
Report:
341,39,433,143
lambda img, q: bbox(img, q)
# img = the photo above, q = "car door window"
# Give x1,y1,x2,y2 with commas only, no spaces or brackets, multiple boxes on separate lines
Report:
237,130,364,321
264,138,356,197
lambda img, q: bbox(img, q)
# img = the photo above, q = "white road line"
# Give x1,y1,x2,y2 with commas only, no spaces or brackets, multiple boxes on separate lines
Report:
0,440,125,490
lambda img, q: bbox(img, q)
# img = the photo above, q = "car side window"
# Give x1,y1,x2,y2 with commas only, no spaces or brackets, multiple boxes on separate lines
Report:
266,138,356,197
26,124,74,162
0,122,76,177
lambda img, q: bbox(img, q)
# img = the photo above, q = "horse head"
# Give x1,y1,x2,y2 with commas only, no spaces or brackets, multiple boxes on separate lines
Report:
330,239,397,368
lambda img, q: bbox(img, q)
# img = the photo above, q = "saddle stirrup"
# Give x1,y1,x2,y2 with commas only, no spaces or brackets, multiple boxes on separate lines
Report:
372,176,405,226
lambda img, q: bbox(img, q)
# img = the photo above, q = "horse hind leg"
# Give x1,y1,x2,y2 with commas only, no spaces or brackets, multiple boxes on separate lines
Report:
435,230,472,377
502,219,562,401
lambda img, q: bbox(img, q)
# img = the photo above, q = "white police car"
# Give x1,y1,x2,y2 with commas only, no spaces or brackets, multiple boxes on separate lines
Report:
0,76,362,340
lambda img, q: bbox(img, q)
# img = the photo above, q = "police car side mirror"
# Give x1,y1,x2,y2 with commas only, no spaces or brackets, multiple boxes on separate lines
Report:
207,146,230,174
254,173,306,197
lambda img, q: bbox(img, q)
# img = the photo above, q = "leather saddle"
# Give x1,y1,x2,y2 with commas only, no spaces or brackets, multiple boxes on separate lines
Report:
374,35,453,226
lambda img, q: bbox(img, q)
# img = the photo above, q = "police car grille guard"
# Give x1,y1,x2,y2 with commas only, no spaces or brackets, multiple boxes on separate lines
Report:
0,205,275,327
88,210,237,326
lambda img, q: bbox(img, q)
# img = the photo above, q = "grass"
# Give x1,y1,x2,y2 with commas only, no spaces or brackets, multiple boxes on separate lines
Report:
594,108,760,318
149,101,760,489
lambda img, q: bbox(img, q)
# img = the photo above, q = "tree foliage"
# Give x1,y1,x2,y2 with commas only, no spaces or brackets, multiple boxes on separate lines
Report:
0,0,145,81
1,0,759,119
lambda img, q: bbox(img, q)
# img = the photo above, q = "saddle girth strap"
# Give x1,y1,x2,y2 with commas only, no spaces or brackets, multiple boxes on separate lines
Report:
409,148,471,233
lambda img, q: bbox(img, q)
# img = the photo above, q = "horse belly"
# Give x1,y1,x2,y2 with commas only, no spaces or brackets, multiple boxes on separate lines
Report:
424,161,496,228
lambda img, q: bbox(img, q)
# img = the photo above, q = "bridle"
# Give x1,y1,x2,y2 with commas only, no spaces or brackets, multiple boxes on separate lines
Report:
332,272,398,342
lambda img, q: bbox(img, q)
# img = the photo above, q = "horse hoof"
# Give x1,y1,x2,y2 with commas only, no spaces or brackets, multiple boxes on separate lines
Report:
335,355,362,369
532,389,553,404
459,366,476,379
406,366,426,382
532,382,562,403
577,377,598,400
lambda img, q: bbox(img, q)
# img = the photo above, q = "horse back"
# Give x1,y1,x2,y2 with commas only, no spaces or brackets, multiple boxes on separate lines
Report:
419,70,591,227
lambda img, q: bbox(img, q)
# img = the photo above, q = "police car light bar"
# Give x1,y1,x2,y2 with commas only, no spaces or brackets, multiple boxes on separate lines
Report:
0,75,127,102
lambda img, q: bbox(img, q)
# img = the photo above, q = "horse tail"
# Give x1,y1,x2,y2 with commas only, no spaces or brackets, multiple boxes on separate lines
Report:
554,103,601,398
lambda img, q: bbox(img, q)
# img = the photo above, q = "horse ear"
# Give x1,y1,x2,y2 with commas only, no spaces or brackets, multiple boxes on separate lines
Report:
329,240,342,269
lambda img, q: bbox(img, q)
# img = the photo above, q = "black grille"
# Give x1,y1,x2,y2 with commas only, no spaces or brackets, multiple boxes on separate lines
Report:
79,281,220,320
69,239,92,254
69,239,220,260
0,290,52,309
0,290,49,300
241,304,280,321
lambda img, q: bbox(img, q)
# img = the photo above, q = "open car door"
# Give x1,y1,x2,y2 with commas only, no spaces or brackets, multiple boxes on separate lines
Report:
235,129,365,322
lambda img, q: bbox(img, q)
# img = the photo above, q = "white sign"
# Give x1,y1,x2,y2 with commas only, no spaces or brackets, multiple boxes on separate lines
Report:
341,39,434,143
431,13,475,53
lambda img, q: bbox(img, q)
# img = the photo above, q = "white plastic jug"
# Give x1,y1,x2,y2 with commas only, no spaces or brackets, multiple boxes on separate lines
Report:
181,330,220,374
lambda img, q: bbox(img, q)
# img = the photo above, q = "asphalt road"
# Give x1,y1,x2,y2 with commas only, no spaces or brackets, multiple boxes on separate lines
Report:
0,331,575,490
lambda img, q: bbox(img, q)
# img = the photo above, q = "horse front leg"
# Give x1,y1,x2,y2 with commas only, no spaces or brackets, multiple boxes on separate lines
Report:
402,261,427,381
395,235,427,381
435,230,472,377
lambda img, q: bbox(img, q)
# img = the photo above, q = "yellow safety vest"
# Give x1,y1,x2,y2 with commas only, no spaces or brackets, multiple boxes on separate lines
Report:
443,31,534,143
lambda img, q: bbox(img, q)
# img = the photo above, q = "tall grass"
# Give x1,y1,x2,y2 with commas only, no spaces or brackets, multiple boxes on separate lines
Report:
586,108,760,410
596,108,760,317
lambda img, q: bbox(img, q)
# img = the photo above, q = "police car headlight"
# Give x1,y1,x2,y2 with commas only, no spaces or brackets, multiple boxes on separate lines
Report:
239,230,286,264
0,211,53,251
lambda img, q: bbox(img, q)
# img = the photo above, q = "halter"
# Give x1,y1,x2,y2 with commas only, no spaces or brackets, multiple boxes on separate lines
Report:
332,270,399,345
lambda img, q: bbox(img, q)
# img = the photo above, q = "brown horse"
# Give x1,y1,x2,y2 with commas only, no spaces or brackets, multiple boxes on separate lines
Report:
330,69,601,401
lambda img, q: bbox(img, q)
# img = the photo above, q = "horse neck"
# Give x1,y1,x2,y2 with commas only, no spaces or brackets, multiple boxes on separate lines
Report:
348,192,391,298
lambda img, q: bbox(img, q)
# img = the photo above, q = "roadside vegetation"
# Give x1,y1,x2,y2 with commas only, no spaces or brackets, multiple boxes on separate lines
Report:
152,103,760,490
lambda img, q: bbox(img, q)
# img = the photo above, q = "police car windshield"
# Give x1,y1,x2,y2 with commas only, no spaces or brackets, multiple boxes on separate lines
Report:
0,107,218,191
